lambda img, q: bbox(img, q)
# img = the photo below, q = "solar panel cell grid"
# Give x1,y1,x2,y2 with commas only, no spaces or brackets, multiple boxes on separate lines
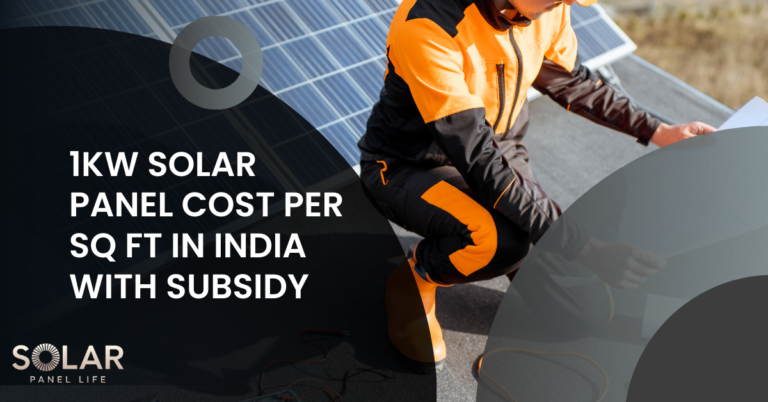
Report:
38,7,100,28
278,83,342,128
571,3,600,22
259,48,304,92
250,2,305,42
287,0,344,31
348,60,387,101
86,0,153,35
19,0,79,16
315,74,374,116
319,122,360,164
150,0,206,27
317,27,377,66
282,37,340,79
575,19,626,60
228,9,277,47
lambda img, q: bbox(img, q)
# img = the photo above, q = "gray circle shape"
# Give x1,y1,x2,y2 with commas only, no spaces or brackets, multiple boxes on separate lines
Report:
169,16,262,110
627,275,768,401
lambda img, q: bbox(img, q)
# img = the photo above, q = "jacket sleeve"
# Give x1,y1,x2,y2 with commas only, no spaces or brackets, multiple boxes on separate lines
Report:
429,112,590,256
390,20,589,253
536,12,662,145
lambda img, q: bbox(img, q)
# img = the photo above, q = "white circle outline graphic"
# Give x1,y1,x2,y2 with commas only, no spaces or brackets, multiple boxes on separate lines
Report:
169,16,263,110
31,343,60,372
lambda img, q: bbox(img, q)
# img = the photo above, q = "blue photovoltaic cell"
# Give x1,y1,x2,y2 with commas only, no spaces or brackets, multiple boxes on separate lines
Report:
347,59,387,101
326,0,375,20
363,0,401,13
317,27,376,67
228,10,277,47
571,5,626,62
281,36,341,79
347,112,370,136
2,0,633,167
320,122,360,163
249,2,305,42
315,73,374,116
149,0,206,27
259,47,305,92
571,3,601,23
38,7,100,29
21,0,79,15
574,19,626,60
278,84,341,128
85,0,153,35
286,0,344,31
196,0,261,15
348,16,390,54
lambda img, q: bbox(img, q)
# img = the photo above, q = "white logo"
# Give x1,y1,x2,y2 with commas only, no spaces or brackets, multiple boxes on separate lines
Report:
31,343,60,372
13,344,123,371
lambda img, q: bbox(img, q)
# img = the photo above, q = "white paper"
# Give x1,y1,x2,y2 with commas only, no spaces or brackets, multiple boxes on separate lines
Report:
718,96,768,130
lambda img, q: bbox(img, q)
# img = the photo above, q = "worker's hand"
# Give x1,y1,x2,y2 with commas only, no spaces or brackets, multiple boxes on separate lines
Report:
574,237,666,290
650,122,716,147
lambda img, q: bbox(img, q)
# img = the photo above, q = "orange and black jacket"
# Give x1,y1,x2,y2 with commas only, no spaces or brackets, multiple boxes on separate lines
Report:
358,0,661,246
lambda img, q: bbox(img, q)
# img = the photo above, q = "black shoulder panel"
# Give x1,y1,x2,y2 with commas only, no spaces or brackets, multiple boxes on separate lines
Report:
406,0,475,37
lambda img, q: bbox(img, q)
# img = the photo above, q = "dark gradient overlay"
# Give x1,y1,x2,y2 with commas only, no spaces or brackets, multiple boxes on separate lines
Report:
0,27,436,401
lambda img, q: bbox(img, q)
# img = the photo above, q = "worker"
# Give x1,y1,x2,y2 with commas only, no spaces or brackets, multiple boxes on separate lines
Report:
357,0,715,373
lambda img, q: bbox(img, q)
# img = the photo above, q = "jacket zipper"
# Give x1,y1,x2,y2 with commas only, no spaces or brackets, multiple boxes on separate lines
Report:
504,28,524,135
493,64,505,133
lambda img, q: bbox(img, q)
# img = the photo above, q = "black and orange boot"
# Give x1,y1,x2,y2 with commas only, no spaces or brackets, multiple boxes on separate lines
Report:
385,257,450,373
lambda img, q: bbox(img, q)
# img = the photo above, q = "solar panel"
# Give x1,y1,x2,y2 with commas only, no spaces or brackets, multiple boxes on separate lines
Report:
1,0,636,167
571,4,636,69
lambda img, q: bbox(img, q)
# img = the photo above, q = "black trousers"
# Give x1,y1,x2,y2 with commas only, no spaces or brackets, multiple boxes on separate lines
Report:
360,126,614,336
360,141,536,285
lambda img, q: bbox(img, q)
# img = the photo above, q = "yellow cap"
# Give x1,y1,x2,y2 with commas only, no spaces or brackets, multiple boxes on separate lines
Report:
576,0,599,6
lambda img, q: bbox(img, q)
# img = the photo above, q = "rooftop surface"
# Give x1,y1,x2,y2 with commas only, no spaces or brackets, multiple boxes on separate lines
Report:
389,54,734,402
